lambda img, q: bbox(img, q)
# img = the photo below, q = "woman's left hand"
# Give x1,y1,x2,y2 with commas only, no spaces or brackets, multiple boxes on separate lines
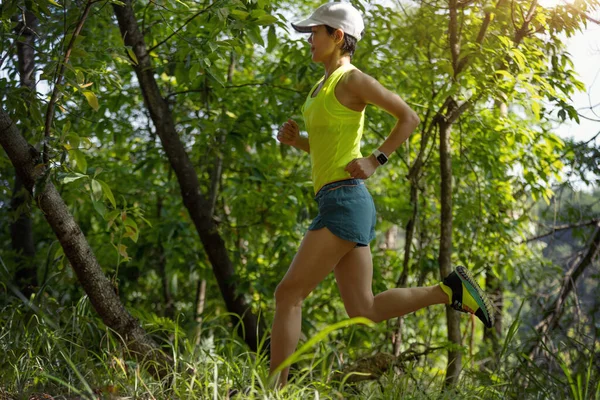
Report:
345,155,379,179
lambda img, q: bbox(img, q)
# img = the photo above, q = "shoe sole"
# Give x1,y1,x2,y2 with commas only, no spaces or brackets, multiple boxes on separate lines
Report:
456,266,495,328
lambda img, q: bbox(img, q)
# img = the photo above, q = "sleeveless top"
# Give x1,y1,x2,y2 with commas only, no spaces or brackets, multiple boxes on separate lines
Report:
301,63,365,194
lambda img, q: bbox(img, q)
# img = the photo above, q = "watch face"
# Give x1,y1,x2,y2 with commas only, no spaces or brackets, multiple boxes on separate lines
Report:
376,153,388,165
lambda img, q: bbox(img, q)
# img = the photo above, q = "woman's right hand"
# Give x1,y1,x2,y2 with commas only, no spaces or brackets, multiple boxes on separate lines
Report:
277,119,300,146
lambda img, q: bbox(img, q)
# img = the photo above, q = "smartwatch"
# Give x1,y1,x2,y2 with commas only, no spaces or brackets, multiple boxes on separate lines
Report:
372,149,388,166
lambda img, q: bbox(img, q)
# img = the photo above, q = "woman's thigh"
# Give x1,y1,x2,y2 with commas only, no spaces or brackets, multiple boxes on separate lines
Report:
276,227,356,302
333,246,374,316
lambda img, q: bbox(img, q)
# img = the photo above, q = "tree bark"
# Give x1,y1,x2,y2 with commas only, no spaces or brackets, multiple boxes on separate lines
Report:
11,4,37,297
0,109,170,378
112,0,264,351
439,120,462,386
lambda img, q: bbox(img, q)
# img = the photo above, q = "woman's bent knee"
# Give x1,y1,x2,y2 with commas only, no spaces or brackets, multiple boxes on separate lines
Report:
274,281,305,309
346,307,378,322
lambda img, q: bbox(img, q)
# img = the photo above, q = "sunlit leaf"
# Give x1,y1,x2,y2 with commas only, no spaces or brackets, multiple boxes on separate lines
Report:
83,91,99,111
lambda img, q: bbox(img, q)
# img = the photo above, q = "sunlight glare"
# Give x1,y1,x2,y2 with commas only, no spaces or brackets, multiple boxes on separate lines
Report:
538,0,576,8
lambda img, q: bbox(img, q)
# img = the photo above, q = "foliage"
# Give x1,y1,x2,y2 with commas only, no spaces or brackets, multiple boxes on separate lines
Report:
1,0,599,397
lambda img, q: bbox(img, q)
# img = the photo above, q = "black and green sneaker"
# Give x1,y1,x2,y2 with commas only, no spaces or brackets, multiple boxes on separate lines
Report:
439,266,494,329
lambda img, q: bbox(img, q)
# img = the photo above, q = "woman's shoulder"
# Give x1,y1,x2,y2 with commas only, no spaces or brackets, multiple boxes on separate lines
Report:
341,67,377,90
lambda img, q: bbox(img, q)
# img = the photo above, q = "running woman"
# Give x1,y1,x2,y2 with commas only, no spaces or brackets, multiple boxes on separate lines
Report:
272,2,494,386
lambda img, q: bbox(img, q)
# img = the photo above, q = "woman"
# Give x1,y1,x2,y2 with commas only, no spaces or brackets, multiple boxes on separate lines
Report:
272,2,493,386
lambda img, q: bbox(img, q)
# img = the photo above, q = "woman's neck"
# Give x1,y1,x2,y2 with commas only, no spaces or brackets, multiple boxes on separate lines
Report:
322,55,351,80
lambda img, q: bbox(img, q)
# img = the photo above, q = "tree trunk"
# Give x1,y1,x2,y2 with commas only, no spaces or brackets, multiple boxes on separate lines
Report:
11,4,37,297
439,120,462,386
112,0,264,352
0,109,170,378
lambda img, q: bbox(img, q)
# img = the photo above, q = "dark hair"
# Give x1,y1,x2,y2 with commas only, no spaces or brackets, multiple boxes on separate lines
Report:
324,25,360,58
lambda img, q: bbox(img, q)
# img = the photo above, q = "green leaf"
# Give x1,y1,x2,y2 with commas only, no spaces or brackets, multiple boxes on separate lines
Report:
175,64,189,85
92,200,106,217
62,173,86,184
63,120,71,134
246,25,264,47
531,101,540,120
83,91,99,111
216,7,230,20
123,217,137,229
511,48,526,70
267,25,277,52
91,179,103,201
97,179,116,208
70,47,88,59
189,62,201,81
66,134,80,149
494,70,514,81
255,15,277,26
105,210,120,223
250,9,267,19
123,228,138,243
70,149,87,173
126,47,138,65
76,70,85,85
205,67,225,86
231,10,249,20
117,244,129,259
123,218,139,243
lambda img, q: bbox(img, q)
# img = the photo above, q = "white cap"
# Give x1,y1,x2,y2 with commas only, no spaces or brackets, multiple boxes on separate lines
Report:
292,2,365,41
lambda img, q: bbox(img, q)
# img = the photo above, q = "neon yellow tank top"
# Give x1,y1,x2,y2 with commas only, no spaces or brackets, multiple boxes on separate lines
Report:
301,63,365,194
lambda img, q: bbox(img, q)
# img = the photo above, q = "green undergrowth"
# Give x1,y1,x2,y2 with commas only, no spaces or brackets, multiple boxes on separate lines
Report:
0,295,597,400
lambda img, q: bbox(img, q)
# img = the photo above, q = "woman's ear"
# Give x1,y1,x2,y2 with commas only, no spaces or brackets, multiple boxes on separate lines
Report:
335,29,344,45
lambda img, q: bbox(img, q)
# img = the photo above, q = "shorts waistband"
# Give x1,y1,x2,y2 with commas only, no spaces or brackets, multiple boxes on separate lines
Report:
315,179,364,198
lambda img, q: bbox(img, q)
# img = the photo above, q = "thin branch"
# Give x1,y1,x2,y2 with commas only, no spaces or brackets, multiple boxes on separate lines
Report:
43,0,97,164
523,219,600,243
577,113,600,123
577,101,600,112
456,0,506,76
148,1,220,53
514,0,538,45
565,3,600,25
529,225,600,357
166,83,302,99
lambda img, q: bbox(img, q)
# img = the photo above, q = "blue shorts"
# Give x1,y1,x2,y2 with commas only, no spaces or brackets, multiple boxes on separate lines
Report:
308,179,377,247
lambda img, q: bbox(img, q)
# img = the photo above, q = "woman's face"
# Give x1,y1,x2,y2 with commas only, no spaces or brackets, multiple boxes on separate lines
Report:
308,25,341,62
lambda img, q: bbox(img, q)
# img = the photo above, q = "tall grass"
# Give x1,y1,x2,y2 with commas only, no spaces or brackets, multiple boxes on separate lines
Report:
1,294,598,399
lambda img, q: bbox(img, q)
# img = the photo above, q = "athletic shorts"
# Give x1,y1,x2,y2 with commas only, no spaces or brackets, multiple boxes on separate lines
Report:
308,179,376,247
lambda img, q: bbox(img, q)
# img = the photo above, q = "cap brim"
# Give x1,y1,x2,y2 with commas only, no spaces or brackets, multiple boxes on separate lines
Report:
291,17,321,33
